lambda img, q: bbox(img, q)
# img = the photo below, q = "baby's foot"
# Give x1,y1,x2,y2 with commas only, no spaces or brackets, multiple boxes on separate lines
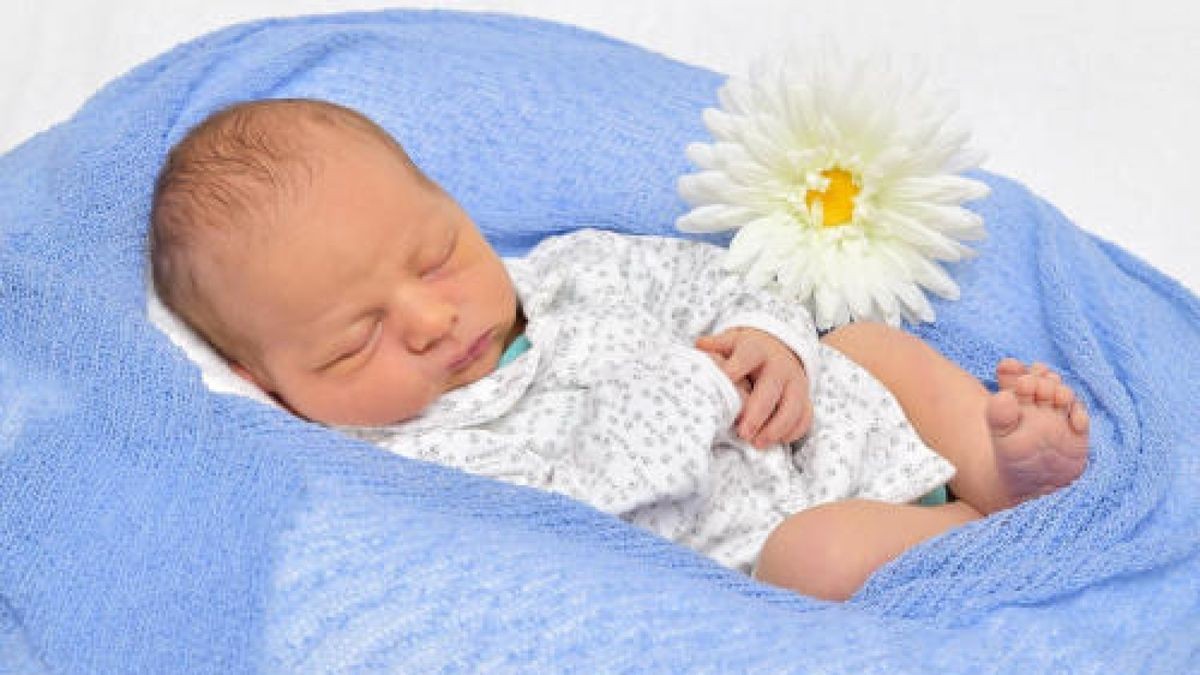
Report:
987,362,1089,508
995,357,1026,391
995,358,1058,391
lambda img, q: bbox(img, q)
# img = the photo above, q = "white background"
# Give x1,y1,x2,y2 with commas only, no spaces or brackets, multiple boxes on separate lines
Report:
3,1,1198,292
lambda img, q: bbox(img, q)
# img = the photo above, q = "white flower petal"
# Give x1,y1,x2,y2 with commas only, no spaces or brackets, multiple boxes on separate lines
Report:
739,123,793,175
943,147,989,174
684,142,718,169
866,267,901,320
862,146,915,184
678,171,754,206
778,253,815,301
725,219,779,270
843,269,875,321
894,280,936,323
702,108,745,143
910,126,973,174
814,285,851,331
887,175,990,204
875,211,971,260
676,204,759,233
718,77,756,116
908,253,962,299
897,203,987,242
695,142,773,187
753,110,798,154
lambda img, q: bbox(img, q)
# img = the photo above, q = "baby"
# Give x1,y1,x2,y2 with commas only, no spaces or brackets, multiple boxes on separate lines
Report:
149,99,1089,601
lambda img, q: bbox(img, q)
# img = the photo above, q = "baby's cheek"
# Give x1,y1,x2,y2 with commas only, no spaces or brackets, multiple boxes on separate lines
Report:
400,379,440,421
372,356,443,423
275,370,400,427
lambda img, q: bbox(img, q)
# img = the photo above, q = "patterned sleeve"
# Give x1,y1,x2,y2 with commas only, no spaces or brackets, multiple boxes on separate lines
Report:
525,229,822,385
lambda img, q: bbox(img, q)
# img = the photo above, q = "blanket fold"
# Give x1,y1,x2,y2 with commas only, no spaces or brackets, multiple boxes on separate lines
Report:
1,9,1197,672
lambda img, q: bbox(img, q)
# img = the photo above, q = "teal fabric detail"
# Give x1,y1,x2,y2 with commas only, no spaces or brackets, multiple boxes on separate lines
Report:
498,334,531,368
918,485,950,507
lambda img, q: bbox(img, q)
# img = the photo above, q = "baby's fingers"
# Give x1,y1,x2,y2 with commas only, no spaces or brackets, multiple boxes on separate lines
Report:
737,376,783,447
704,352,752,400
785,392,813,442
752,379,811,448
695,332,735,357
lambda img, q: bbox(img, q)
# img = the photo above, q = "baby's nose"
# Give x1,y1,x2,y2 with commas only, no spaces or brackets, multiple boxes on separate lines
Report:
397,290,457,353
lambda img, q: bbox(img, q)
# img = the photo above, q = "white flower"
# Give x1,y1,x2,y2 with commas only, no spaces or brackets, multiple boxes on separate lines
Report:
677,51,990,329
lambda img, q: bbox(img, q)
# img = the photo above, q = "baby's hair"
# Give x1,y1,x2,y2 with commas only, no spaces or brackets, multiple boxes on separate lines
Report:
149,98,427,362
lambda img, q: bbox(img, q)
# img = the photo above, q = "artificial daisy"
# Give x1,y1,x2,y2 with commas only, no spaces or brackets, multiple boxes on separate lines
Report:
677,51,990,329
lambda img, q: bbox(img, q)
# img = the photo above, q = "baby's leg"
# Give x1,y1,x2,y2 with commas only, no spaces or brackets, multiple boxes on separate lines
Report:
820,322,1088,515
755,499,981,601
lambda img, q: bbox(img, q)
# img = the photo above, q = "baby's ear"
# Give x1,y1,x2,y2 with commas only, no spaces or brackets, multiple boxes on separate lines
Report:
229,360,298,417
229,361,270,392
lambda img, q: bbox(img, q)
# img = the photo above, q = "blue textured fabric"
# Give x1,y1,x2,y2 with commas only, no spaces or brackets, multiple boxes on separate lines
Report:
1,9,1198,673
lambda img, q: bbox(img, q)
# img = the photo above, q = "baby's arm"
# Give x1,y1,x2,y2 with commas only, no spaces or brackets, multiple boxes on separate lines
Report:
526,230,820,445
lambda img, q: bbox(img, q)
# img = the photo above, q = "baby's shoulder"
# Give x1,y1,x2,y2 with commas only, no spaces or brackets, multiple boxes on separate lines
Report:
528,228,718,264
531,227,629,253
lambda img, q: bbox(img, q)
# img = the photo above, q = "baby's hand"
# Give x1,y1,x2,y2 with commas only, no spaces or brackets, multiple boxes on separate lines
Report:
695,327,812,449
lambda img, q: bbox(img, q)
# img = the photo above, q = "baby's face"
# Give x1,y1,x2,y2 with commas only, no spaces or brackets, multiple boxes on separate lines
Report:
205,130,522,425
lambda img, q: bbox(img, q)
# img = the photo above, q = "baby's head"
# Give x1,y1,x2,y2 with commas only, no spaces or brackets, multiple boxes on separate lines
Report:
150,98,522,426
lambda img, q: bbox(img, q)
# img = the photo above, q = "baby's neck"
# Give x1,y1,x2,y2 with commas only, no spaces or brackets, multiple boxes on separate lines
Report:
504,305,527,348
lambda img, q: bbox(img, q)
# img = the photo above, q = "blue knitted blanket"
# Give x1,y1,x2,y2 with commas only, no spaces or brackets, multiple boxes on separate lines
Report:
2,10,1197,672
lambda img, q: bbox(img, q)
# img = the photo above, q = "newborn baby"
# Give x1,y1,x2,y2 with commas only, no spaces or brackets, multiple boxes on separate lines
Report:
149,98,1089,600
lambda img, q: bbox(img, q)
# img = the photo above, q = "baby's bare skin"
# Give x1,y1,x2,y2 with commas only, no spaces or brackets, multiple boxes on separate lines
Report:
990,359,1090,505
756,326,1090,601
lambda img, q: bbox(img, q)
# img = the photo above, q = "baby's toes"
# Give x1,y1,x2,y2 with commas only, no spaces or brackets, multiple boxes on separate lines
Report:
1068,401,1090,436
1034,376,1058,405
1053,382,1076,410
996,358,1026,390
986,389,1021,436
1014,373,1038,403
1035,362,1063,381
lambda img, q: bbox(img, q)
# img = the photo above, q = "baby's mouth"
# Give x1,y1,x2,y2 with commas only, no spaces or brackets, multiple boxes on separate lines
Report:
448,329,494,373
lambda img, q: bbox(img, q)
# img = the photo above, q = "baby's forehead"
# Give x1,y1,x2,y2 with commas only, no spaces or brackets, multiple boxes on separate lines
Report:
184,102,436,247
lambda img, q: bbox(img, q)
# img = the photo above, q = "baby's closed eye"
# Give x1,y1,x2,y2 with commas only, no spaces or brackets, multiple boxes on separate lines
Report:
319,320,383,371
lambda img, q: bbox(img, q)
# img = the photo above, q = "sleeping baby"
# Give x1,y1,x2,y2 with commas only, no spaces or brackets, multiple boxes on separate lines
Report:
148,98,1089,601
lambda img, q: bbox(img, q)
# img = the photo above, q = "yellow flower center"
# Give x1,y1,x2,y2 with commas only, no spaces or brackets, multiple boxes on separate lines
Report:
805,168,860,227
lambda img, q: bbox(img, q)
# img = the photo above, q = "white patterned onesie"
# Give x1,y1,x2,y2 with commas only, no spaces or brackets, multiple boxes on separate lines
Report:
347,229,955,572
